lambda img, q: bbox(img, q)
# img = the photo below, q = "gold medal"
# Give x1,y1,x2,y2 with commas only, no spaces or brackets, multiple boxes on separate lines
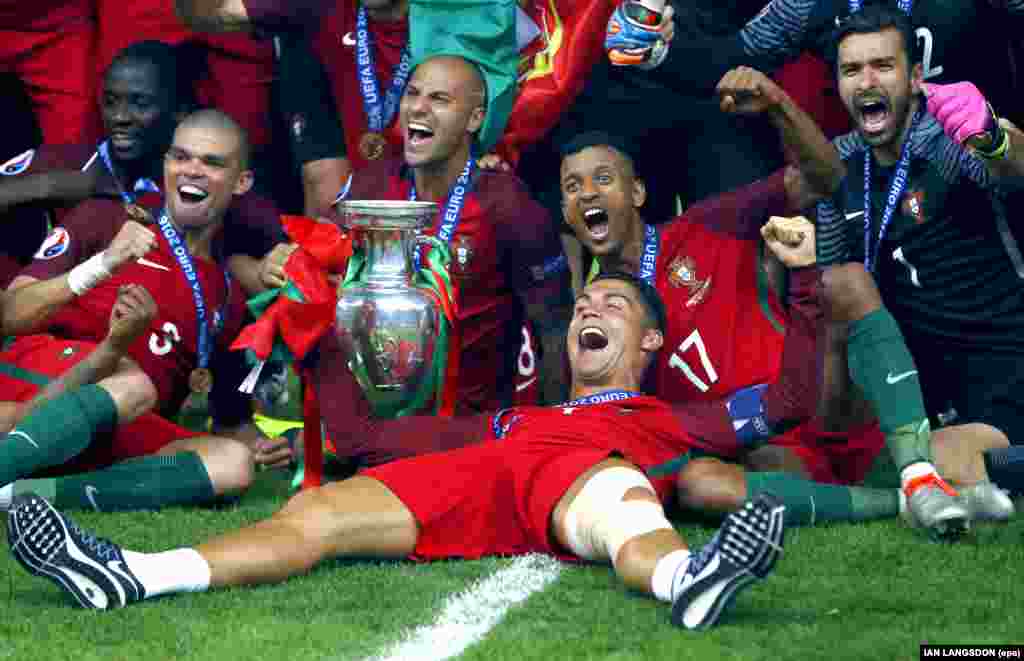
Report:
189,367,214,395
124,202,155,225
359,132,387,161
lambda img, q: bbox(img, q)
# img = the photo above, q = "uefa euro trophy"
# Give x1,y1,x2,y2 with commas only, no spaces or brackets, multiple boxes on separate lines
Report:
333,200,443,417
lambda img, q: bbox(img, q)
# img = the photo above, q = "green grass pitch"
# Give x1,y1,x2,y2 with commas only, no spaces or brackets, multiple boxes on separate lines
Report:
3,471,1022,661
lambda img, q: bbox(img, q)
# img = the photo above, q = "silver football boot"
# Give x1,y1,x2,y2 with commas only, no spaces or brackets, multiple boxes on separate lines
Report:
959,482,1016,523
902,474,971,540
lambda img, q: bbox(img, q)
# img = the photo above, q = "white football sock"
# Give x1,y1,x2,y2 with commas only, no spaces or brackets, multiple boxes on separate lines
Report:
650,548,691,603
0,483,11,510
900,461,938,488
122,548,211,599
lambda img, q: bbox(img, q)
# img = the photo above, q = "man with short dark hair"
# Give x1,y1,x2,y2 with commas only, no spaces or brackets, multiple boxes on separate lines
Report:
0,110,262,513
811,3,1024,520
6,271,787,633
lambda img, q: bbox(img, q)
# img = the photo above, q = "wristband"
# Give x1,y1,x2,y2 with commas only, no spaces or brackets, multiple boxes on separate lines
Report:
975,125,1011,161
67,251,112,296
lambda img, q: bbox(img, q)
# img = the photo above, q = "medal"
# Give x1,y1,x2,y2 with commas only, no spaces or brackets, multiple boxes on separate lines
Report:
359,132,387,161
189,367,213,394
124,202,155,225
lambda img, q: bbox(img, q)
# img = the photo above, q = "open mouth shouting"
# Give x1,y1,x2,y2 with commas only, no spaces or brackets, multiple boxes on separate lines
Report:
177,183,209,206
856,96,891,137
578,325,609,352
406,122,435,150
582,207,610,241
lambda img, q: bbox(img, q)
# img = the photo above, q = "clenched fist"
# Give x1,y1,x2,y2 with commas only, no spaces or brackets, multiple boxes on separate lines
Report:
761,215,816,268
717,66,788,116
107,284,158,353
102,220,157,273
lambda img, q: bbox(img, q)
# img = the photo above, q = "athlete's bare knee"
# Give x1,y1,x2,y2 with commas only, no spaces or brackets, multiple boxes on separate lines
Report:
98,366,157,423
676,457,746,513
821,263,882,323
183,437,255,496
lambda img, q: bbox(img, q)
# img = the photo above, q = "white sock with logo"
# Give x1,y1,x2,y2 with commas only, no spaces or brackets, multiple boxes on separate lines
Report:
122,548,211,599
650,549,692,603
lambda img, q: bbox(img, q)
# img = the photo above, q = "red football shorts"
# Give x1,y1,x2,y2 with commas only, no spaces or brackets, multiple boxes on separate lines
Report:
0,334,201,475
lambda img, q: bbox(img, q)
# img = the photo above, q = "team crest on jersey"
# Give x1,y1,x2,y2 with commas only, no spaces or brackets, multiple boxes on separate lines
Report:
451,234,475,278
33,227,71,260
1,149,35,176
902,189,927,224
667,256,712,308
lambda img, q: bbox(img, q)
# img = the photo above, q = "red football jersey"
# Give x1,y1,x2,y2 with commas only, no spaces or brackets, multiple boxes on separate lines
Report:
649,170,793,403
343,158,564,412
21,199,246,414
311,2,407,171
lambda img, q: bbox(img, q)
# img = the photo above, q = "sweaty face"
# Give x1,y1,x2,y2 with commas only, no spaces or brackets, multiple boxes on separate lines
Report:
561,146,645,260
837,28,921,156
567,278,661,387
101,60,174,163
399,58,483,169
163,124,251,231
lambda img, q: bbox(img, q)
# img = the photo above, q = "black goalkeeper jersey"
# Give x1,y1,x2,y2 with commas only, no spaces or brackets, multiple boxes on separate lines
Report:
817,113,1024,353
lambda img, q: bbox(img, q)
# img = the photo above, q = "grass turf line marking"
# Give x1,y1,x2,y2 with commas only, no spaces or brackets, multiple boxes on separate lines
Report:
363,554,563,661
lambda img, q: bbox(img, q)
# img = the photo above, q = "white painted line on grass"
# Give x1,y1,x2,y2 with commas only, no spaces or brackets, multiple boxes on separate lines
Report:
364,554,563,661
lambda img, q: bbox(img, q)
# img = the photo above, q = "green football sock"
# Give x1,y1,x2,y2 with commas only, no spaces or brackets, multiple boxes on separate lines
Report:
0,385,118,486
15,452,216,512
745,472,899,526
847,308,932,470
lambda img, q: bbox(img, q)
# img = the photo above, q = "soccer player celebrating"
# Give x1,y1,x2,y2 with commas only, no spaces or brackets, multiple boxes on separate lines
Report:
0,110,262,512
809,5,1024,516
7,272,788,633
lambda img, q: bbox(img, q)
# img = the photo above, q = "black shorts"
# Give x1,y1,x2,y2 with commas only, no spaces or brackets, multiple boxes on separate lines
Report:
911,341,1024,444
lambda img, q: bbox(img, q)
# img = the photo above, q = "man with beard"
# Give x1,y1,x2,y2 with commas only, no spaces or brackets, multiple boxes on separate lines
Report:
0,110,261,513
811,5,1024,506
6,272,788,634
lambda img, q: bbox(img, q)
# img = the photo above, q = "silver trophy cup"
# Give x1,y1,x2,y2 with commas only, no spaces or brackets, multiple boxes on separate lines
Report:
334,200,441,415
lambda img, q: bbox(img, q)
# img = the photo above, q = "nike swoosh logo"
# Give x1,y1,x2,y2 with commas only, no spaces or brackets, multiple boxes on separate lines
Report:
845,210,865,220
342,31,356,47
9,430,38,448
136,257,170,271
85,485,102,512
886,370,918,384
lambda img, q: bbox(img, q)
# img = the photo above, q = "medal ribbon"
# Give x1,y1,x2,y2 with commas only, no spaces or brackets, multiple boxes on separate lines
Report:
847,0,912,12
638,223,660,285
157,210,230,369
862,105,923,272
97,141,160,205
409,156,476,269
492,390,644,439
355,6,412,132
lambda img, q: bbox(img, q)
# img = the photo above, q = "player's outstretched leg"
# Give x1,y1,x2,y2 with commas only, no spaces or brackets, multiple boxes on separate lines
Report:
7,493,145,609
671,493,786,631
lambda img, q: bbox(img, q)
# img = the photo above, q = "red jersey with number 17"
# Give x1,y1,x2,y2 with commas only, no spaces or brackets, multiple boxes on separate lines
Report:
649,169,792,403
20,199,246,414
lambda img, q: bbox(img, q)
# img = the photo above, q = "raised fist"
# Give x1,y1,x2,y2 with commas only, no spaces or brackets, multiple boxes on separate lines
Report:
102,220,157,272
761,215,816,268
717,66,788,116
107,284,158,353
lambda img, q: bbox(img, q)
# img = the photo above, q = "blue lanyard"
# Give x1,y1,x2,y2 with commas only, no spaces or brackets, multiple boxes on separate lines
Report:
409,157,475,269
848,0,913,12
638,223,660,285
355,6,412,132
491,390,643,438
862,106,923,272
156,210,229,369
97,141,160,205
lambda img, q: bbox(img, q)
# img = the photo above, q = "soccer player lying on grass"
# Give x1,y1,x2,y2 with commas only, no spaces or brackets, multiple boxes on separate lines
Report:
0,110,261,512
7,272,787,631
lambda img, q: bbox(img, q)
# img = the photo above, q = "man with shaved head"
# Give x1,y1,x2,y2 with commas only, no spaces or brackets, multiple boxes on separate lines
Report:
268,53,572,469
0,109,258,513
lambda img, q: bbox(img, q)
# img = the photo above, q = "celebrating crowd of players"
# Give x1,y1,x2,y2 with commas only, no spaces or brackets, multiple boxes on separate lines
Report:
2,0,1024,632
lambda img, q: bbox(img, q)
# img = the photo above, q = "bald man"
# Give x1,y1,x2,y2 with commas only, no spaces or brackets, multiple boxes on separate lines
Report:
290,54,572,468
0,110,256,513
